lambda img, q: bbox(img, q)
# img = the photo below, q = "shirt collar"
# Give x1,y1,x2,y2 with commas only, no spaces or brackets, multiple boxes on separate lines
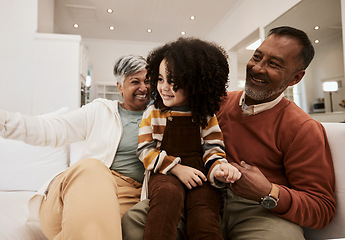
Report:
239,91,284,116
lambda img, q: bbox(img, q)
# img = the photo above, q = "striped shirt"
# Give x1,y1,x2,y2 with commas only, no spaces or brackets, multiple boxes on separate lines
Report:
137,104,228,187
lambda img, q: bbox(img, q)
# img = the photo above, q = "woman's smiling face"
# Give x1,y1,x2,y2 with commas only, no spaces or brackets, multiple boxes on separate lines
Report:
117,69,151,111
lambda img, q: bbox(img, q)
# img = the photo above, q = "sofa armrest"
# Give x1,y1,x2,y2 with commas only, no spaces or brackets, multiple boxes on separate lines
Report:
304,123,345,239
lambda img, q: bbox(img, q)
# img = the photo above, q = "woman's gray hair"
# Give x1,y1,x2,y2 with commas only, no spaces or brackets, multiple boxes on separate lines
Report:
113,55,147,86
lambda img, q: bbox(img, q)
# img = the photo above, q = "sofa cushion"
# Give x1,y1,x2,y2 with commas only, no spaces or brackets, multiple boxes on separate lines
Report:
0,191,47,240
0,107,70,191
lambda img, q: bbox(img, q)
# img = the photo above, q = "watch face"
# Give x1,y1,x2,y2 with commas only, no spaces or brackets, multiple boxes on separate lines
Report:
261,196,277,209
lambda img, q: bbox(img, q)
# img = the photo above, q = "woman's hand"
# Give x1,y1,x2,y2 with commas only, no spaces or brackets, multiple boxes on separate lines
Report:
169,164,207,189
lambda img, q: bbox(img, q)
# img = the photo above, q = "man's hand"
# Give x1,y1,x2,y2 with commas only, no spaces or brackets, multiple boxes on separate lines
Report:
229,161,271,202
214,162,241,183
169,164,207,189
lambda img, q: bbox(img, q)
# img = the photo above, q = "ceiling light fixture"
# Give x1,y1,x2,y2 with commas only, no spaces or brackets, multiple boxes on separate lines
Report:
107,8,113,13
147,29,152,33
181,31,186,35
73,23,79,28
314,25,320,30
315,39,320,44
109,26,115,31
190,16,195,20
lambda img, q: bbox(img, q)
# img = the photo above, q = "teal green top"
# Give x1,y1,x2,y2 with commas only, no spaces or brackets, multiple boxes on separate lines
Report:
110,104,145,183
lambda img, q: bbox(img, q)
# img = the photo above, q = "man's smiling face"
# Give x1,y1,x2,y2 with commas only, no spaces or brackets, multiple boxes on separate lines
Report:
245,35,305,105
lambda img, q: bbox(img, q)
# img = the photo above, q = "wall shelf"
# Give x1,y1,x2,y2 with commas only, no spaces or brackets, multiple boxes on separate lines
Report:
97,84,122,101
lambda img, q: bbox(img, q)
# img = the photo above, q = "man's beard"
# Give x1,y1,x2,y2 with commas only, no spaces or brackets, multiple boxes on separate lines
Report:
244,75,292,102
244,83,288,102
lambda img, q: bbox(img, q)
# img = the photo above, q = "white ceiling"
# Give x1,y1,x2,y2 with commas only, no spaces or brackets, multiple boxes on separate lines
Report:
237,0,343,65
53,0,238,43
265,0,342,45
53,0,342,67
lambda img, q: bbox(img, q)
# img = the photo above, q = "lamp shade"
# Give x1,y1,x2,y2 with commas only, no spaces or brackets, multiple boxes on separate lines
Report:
323,81,338,92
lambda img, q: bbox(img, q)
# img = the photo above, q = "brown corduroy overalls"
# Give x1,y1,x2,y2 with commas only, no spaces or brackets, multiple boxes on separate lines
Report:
143,116,223,240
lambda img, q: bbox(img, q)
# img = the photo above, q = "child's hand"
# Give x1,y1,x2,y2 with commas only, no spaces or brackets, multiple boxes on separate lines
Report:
214,163,241,183
170,164,207,189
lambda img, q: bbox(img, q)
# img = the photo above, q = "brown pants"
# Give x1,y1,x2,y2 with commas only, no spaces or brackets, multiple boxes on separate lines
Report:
144,116,223,240
39,158,142,240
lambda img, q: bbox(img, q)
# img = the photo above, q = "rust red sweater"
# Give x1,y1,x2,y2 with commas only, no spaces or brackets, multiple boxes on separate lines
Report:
216,91,336,229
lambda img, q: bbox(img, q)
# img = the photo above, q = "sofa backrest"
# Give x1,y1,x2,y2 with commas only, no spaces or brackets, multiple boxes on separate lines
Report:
0,137,69,191
0,107,71,191
304,122,345,239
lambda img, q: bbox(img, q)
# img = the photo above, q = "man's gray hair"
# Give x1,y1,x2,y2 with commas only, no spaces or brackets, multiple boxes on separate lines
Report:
113,55,147,86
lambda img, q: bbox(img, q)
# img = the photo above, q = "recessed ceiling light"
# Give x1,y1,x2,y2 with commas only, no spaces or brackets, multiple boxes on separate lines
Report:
73,23,79,28
109,26,115,31
181,31,186,35
315,39,320,44
147,29,152,33
190,16,195,20
107,8,113,13
314,25,320,30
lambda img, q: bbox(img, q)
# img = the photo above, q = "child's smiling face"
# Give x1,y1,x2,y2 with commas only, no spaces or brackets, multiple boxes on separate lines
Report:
157,59,188,107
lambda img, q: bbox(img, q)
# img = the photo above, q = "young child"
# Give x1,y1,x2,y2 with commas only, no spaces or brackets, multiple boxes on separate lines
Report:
137,37,241,240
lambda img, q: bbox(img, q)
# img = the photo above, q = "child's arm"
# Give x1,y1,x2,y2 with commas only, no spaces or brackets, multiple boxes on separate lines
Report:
201,115,236,187
169,164,207,189
137,105,181,174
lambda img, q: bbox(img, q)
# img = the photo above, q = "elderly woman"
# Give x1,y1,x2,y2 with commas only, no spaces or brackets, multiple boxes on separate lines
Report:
0,55,151,239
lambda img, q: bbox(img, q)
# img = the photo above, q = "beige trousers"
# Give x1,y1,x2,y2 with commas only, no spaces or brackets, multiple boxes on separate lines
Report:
39,158,142,240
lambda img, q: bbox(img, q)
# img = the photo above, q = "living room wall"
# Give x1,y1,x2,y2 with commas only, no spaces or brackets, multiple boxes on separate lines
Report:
0,0,81,115
0,0,37,114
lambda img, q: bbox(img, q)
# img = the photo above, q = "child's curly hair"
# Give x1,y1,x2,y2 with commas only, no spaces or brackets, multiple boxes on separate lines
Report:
146,37,229,128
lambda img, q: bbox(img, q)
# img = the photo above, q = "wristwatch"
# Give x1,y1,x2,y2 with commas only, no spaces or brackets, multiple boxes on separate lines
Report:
260,183,279,209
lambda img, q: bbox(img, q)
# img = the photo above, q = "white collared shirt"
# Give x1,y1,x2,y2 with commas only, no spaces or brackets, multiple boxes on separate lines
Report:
239,91,285,116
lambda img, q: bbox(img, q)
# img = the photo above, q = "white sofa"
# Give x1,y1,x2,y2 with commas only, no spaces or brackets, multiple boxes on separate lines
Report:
0,122,344,240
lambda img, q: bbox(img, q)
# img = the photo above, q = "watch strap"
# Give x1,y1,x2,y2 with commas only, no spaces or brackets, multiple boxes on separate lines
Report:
269,183,279,201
